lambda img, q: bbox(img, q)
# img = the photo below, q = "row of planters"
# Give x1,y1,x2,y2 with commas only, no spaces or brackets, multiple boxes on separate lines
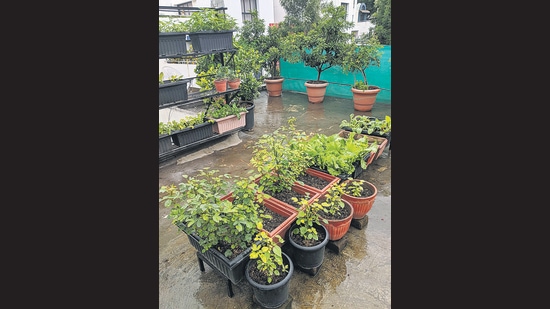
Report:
159,116,390,307
158,97,252,155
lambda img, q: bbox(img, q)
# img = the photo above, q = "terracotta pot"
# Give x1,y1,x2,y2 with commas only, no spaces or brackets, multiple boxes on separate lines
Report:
265,77,284,97
319,199,354,241
341,179,378,219
214,79,227,92
351,86,381,111
305,81,329,103
228,78,241,89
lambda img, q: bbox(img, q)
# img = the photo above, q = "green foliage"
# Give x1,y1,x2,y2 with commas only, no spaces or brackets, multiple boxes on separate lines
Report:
342,34,383,87
206,97,247,119
238,72,262,101
185,8,237,32
302,131,378,176
342,179,366,197
215,66,230,81
237,10,265,50
291,196,327,241
317,182,346,217
250,117,311,194
372,0,391,45
159,17,188,32
158,112,212,135
249,232,288,284
159,168,264,258
280,0,322,33
287,3,354,82
339,114,392,135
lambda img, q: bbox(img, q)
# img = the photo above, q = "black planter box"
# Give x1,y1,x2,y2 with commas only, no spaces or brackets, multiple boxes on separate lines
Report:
159,32,188,58
159,134,177,154
159,79,189,106
188,30,234,53
184,231,251,285
310,152,373,180
172,122,214,146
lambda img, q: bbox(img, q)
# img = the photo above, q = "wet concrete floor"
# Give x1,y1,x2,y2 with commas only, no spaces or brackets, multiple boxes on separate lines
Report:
159,90,391,308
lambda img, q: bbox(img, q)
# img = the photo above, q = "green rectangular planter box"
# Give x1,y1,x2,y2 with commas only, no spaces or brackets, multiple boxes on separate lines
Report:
172,122,214,146
188,30,234,53
159,32,188,58
159,79,188,107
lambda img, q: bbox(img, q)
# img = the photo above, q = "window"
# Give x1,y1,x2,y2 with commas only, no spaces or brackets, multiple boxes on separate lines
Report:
358,2,371,22
176,1,192,16
241,0,258,22
341,3,349,20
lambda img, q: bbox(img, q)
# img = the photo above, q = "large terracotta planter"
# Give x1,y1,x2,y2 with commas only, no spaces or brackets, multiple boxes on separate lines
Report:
351,86,381,111
305,81,329,104
265,77,284,97
318,199,354,241
341,179,378,219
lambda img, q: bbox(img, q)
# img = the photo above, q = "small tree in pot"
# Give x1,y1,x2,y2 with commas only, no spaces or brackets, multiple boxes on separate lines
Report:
341,34,384,111
286,3,354,103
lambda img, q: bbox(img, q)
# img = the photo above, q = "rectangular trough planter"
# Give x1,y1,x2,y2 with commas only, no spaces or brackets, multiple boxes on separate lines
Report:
172,122,215,146
159,134,177,154
159,32,188,58
210,112,247,134
188,30,234,53
159,79,189,107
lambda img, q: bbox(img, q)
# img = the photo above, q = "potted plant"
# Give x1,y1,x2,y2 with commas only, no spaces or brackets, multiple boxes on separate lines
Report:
159,168,264,296
303,131,379,179
227,68,241,89
237,72,262,131
159,72,189,107
286,3,354,103
315,182,354,241
287,195,330,274
339,114,392,148
250,117,320,210
338,130,388,161
185,8,237,53
158,17,188,58
246,231,294,308
261,24,288,97
340,178,378,220
206,97,248,134
342,34,384,111
213,66,230,92
158,111,215,150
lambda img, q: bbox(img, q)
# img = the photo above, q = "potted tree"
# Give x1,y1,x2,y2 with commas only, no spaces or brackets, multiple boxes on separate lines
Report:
159,168,265,297
261,24,288,97
237,72,262,131
184,8,237,53
246,231,294,308
340,178,378,220
342,34,384,111
287,3,354,103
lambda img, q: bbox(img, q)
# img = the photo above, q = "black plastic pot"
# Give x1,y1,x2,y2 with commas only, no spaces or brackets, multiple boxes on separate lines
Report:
246,252,293,308
239,101,255,131
288,223,329,269
188,30,234,53
159,32,188,58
